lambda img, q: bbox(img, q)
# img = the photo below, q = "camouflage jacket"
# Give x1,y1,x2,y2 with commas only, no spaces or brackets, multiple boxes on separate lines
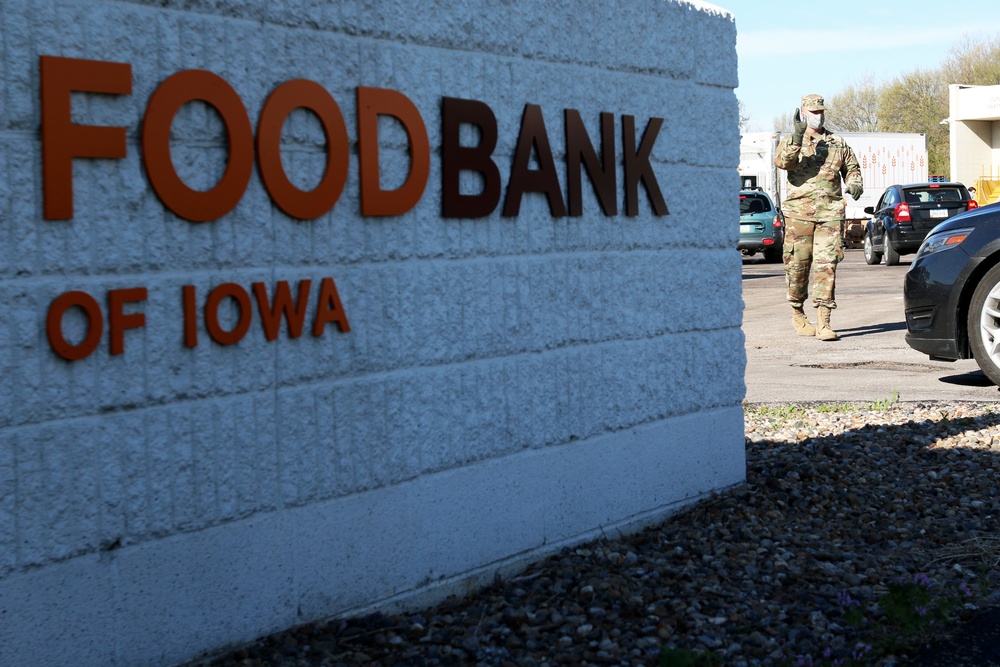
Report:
774,130,862,223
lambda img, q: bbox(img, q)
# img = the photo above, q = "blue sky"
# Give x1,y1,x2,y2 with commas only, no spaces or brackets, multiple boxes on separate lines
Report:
713,0,1000,131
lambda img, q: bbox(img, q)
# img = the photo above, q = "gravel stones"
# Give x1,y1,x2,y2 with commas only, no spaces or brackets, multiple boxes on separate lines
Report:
186,401,1000,667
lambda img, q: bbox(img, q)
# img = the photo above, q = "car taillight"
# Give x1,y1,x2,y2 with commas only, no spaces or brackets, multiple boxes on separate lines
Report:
894,202,911,222
968,200,979,210
772,215,782,228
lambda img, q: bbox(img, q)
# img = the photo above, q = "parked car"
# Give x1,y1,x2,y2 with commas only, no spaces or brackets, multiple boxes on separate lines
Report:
903,201,1000,384
863,182,978,266
739,189,783,263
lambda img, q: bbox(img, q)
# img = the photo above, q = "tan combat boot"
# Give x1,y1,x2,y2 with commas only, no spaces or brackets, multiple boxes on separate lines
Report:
791,306,815,337
816,306,839,341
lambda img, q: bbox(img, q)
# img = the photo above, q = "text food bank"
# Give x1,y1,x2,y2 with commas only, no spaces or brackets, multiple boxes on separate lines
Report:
38,55,669,361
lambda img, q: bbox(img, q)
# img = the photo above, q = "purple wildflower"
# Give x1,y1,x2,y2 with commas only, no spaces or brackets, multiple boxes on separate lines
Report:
837,590,860,608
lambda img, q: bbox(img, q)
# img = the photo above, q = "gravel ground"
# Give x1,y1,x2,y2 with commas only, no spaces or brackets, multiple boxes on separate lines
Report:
185,401,1000,667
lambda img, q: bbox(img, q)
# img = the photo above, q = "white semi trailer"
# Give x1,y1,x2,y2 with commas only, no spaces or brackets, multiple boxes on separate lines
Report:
738,131,929,247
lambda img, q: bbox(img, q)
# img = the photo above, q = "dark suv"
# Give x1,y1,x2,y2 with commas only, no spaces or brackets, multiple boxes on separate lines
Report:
739,190,783,263
863,182,978,266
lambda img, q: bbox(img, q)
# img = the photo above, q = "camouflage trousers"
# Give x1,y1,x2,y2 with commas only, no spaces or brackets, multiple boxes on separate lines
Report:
783,217,844,309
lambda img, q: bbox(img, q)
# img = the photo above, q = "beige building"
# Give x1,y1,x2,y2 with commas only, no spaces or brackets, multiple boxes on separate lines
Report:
947,83,1000,203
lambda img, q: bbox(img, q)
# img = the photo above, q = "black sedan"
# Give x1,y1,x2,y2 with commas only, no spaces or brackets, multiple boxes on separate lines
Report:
864,182,977,266
903,202,1000,384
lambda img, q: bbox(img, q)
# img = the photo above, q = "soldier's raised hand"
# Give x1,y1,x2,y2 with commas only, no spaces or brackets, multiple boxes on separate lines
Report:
791,109,806,146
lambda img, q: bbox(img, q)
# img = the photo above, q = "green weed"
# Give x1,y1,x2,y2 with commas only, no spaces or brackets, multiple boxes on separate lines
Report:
745,404,808,421
659,647,724,666
866,390,900,411
663,574,987,666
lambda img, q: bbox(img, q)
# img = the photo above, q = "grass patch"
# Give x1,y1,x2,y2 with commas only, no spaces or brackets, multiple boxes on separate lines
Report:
745,391,903,425
866,390,900,411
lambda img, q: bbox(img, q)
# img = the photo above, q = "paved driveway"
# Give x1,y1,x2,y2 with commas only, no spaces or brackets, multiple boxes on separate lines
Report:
741,249,1000,403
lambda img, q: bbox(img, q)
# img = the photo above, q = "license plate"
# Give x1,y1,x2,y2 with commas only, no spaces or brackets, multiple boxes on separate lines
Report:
740,224,756,233
930,209,948,219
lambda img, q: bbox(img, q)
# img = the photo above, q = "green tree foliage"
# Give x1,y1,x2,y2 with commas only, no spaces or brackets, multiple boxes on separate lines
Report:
879,69,949,176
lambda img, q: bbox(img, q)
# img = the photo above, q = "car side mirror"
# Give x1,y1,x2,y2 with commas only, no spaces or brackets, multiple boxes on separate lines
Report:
863,206,875,215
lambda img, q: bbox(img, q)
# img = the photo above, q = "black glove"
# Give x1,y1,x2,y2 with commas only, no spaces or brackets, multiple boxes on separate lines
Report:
791,109,806,146
846,183,863,201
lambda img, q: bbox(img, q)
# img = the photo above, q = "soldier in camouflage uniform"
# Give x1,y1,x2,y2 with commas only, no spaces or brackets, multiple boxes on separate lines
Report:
775,94,863,341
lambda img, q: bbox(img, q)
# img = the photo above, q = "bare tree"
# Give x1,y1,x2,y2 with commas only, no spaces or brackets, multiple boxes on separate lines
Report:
772,110,793,133
826,74,883,132
941,34,1000,86
738,99,751,134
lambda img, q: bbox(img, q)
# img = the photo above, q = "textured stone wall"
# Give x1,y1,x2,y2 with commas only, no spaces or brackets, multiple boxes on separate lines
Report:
0,1,744,665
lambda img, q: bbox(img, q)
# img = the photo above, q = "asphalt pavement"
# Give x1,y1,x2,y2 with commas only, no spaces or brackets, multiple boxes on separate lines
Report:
742,249,1000,404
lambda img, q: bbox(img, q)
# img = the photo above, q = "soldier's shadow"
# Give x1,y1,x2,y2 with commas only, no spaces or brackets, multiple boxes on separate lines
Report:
835,321,907,337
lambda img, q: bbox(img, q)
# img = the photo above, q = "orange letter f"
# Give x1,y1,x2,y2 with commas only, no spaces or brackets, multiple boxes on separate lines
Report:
40,55,131,220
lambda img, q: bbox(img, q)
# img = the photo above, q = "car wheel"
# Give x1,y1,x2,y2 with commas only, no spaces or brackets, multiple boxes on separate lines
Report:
863,234,882,265
967,264,1000,386
763,246,782,263
884,238,900,266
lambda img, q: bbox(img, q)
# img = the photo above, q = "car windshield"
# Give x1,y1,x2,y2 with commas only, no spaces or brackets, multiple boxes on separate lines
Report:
903,187,966,203
740,194,772,215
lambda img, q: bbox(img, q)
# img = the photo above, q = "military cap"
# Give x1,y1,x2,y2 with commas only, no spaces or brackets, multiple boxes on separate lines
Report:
801,94,826,111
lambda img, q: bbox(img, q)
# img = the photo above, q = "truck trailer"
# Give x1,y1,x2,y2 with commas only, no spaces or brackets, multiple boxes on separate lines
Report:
738,131,929,248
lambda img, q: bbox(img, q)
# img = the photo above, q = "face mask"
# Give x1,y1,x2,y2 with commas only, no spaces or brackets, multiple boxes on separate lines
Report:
804,110,824,130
